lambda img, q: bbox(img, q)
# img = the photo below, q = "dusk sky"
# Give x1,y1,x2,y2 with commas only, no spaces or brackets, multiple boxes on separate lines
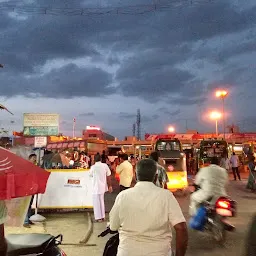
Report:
0,0,256,139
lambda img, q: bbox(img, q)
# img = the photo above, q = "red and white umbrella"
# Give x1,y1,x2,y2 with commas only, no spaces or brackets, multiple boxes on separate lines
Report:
0,147,50,200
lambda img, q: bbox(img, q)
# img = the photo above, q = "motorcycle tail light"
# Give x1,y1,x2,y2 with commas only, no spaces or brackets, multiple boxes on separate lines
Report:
216,199,231,209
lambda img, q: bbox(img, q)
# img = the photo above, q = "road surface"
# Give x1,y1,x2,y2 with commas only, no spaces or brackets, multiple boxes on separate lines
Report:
6,178,256,256
84,179,256,256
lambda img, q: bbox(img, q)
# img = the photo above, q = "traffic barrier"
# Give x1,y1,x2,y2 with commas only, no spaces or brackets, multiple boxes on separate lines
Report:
32,169,93,210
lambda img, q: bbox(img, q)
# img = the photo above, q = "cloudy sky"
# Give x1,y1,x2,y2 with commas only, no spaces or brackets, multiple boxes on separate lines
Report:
0,0,256,139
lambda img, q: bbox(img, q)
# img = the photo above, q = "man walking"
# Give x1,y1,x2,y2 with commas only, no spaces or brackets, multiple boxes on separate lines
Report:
150,151,169,189
89,154,112,222
230,152,241,181
116,154,133,192
24,153,37,228
110,159,188,256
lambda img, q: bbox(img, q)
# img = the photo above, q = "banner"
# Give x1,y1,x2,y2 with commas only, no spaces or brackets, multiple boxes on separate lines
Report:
32,170,93,209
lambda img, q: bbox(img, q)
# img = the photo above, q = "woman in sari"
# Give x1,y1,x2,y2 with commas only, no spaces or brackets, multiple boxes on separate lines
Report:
246,155,256,191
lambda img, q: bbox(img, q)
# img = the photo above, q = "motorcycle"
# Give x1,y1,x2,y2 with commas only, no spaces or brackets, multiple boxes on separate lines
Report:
98,227,175,256
6,233,66,256
190,184,237,244
98,227,119,256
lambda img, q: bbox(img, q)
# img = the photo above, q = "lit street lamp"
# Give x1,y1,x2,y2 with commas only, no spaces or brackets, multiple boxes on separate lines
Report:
215,90,228,138
210,111,222,136
168,126,175,133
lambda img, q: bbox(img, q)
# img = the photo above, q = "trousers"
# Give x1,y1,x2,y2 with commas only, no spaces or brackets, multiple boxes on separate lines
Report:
92,194,105,220
232,167,241,180
0,224,7,256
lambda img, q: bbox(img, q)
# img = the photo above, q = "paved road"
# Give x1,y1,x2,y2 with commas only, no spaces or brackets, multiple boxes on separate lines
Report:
84,178,256,256
6,177,256,256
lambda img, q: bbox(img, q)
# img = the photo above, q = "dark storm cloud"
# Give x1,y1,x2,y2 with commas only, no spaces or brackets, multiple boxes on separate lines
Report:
0,64,114,98
79,112,95,117
0,0,256,102
118,112,136,119
117,112,158,123
116,63,195,102
157,107,181,116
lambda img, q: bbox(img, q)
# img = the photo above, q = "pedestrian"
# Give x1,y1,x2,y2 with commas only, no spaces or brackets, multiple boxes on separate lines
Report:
89,154,112,222
220,152,230,172
0,201,7,255
246,155,256,191
230,152,241,181
116,153,133,192
109,159,188,256
101,150,107,163
24,153,37,228
150,151,169,189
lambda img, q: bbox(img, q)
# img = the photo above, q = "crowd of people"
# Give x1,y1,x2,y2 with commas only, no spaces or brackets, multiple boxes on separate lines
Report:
1,148,256,256
89,149,256,256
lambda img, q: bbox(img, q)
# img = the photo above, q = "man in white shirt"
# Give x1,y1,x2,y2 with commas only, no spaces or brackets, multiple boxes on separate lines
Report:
189,157,229,216
110,159,188,256
89,154,112,222
116,154,133,192
230,152,241,181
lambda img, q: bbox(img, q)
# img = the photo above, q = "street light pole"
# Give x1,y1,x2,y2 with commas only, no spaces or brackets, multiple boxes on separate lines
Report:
216,90,228,139
222,97,225,139
216,119,218,136
210,111,221,137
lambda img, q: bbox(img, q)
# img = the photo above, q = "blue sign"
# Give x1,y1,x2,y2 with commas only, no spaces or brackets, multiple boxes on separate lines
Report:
23,126,59,136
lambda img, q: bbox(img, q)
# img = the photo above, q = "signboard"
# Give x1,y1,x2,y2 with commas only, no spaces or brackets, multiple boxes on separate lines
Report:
23,127,59,136
23,113,59,127
34,137,47,148
23,113,59,136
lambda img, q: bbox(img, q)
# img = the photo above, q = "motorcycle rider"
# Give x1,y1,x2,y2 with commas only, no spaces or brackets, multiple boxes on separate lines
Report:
189,156,228,216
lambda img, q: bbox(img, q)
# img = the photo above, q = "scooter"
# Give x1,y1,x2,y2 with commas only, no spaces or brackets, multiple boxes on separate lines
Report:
6,233,66,256
190,184,237,244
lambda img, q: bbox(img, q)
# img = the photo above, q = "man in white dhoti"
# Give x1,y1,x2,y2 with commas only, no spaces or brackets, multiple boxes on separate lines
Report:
89,154,113,222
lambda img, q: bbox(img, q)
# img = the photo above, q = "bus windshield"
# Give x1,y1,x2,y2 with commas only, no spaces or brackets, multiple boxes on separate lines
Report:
155,140,182,151
200,140,227,159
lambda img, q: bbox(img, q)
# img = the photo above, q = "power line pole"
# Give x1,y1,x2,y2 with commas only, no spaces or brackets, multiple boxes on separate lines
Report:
132,123,136,137
136,109,141,140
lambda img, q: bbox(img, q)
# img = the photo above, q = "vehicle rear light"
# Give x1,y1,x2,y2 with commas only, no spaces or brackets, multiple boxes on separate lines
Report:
168,165,174,171
216,199,231,209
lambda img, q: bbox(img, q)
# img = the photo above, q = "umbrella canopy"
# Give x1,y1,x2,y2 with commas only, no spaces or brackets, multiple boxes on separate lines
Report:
0,147,50,200
42,153,70,167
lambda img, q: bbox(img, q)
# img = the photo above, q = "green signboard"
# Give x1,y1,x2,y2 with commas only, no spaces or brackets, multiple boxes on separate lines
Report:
23,126,59,136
